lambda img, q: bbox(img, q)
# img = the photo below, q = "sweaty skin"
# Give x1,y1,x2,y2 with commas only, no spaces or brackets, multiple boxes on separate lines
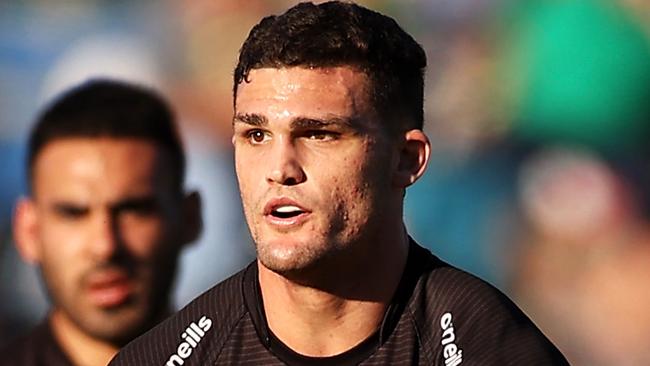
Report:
234,67,397,276
233,66,430,356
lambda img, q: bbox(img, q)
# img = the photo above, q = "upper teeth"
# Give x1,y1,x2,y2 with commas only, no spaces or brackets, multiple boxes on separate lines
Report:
275,205,301,213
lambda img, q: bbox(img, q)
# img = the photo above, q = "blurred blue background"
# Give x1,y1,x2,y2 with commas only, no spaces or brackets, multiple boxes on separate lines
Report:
2,1,650,364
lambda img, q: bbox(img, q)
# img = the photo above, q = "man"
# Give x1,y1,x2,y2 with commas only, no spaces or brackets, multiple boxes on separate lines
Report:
111,2,568,365
1,80,201,366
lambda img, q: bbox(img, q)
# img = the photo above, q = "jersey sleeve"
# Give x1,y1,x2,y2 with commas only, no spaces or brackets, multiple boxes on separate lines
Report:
412,264,570,366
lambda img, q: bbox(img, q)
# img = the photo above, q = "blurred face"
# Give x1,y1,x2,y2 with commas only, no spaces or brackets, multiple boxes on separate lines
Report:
233,67,399,274
19,138,189,344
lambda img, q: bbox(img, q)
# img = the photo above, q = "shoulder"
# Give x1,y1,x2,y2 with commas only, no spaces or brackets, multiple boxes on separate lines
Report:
109,263,254,366
0,321,73,366
407,243,569,365
0,326,42,366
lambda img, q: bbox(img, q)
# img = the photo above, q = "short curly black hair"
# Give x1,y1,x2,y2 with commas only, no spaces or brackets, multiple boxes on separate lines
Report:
28,79,185,192
234,1,427,133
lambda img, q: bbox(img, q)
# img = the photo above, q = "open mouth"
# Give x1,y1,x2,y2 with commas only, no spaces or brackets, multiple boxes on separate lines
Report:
264,198,310,227
271,205,305,219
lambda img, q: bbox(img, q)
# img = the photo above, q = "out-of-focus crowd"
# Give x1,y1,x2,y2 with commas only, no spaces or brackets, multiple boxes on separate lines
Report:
1,1,649,364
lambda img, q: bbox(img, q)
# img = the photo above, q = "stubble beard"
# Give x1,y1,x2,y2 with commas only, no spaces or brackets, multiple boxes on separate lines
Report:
246,172,384,284
252,212,365,286
254,232,340,277
44,263,173,346
74,302,147,345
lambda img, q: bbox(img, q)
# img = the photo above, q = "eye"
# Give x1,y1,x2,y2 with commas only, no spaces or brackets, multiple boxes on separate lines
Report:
246,129,269,144
306,130,338,141
53,204,89,220
114,198,159,217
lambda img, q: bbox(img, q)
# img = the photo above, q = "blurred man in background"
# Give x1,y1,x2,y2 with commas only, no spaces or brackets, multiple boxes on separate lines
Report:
0,80,201,366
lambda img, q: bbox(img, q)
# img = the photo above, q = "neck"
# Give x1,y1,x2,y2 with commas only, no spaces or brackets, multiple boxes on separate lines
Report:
50,310,119,366
258,227,410,357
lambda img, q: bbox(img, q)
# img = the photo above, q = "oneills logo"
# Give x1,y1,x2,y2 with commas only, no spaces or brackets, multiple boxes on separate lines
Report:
440,312,463,365
165,315,213,365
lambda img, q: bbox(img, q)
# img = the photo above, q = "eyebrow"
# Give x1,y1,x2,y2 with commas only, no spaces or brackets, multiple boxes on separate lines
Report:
291,116,355,129
48,194,159,212
111,195,159,213
51,201,89,214
233,113,355,130
233,113,268,126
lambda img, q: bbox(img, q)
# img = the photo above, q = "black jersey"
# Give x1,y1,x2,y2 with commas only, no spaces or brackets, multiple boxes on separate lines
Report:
0,319,74,366
110,240,568,365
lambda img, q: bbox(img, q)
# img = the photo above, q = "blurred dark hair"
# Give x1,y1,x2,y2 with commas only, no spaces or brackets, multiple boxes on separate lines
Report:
234,1,427,133
27,79,185,192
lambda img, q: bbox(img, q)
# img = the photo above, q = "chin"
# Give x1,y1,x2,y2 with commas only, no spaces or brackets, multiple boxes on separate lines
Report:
258,248,312,273
103,316,154,345
256,240,310,267
81,303,151,342
256,238,346,282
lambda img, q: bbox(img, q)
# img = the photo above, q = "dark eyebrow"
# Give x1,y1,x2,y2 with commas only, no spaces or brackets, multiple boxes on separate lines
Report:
291,116,355,129
51,201,89,215
111,195,159,214
234,113,357,130
233,113,268,127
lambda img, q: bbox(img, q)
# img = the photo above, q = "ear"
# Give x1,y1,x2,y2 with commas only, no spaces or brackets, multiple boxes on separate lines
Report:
13,197,42,264
392,129,431,188
180,190,203,245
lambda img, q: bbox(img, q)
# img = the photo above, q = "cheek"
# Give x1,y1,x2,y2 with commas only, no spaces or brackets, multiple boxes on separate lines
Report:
120,217,166,258
326,153,388,217
37,221,86,263
36,235,81,295
235,158,264,209
39,244,77,276
235,146,265,175
326,170,371,217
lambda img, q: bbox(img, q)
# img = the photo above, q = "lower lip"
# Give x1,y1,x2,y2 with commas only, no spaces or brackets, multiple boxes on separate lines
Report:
87,281,132,308
264,212,310,228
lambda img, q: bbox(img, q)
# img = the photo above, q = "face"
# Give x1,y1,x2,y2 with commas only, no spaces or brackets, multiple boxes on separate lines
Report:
233,67,403,275
16,138,193,344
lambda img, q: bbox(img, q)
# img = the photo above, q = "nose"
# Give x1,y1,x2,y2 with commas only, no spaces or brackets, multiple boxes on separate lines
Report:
89,211,120,261
266,138,306,186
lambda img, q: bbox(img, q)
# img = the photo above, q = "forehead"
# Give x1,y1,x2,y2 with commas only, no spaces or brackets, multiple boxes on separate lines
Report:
235,66,373,119
32,138,165,200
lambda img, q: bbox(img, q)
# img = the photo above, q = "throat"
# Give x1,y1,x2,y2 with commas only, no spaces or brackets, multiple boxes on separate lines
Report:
49,310,120,366
251,233,411,358
258,264,388,357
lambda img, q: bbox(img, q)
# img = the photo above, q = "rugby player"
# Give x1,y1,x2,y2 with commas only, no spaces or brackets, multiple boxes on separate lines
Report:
1,80,201,366
110,2,568,365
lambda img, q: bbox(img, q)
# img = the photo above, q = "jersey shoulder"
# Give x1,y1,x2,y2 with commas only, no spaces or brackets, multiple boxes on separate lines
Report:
109,263,254,366
406,243,569,365
0,320,73,366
